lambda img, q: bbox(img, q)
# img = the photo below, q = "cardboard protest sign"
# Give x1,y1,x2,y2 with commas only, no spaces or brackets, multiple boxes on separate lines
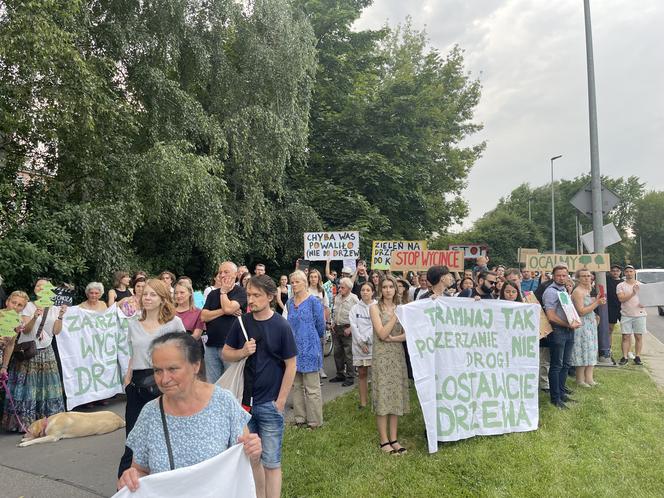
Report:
449,244,487,260
397,298,540,452
371,240,427,270
111,444,256,498
523,293,553,338
57,305,130,410
518,248,539,264
304,232,360,261
638,282,664,307
390,249,464,272
34,281,57,308
557,291,581,325
0,309,21,337
523,253,610,272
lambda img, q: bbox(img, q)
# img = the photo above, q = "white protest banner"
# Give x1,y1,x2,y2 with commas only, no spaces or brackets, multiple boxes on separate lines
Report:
397,298,540,453
637,282,664,307
304,231,360,261
112,444,256,498
371,240,427,270
57,305,130,410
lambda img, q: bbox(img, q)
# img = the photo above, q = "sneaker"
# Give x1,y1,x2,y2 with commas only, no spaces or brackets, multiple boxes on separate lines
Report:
618,357,629,366
341,378,354,387
329,376,345,383
319,369,328,379
577,381,591,388
634,356,643,365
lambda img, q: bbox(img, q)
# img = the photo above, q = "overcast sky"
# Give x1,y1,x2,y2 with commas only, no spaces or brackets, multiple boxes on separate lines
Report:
355,0,664,229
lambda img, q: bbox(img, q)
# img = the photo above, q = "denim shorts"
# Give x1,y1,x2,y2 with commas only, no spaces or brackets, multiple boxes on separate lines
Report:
248,401,285,469
621,316,647,334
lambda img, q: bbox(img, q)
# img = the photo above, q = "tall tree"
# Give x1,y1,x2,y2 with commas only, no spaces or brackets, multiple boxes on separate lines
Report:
633,191,664,268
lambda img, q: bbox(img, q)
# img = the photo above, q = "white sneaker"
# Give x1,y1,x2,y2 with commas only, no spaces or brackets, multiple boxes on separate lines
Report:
319,369,328,379
628,352,635,359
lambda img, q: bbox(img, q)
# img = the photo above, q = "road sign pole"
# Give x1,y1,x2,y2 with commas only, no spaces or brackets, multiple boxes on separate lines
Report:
584,0,611,364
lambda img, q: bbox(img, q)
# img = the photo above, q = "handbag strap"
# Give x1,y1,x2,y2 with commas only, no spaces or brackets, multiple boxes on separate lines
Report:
159,396,175,471
35,307,50,341
238,315,249,342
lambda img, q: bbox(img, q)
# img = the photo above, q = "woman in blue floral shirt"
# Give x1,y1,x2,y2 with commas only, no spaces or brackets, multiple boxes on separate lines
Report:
286,270,326,428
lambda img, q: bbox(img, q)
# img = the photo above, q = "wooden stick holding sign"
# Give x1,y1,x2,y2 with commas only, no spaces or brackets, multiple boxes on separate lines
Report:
389,250,464,272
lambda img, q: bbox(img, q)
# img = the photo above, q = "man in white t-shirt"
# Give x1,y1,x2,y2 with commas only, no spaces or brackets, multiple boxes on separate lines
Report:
616,265,647,366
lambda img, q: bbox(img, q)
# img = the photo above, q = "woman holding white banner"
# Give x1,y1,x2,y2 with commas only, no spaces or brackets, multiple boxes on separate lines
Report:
118,279,186,478
369,275,409,455
117,332,261,493
79,282,108,311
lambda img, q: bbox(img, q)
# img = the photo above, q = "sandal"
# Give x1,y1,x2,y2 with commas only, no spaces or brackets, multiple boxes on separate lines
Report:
380,441,397,455
389,440,407,454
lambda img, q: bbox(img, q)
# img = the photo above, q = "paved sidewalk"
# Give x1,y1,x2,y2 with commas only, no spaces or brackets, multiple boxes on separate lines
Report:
642,331,664,389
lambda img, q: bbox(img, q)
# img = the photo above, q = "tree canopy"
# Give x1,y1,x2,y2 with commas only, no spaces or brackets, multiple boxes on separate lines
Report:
1,0,484,292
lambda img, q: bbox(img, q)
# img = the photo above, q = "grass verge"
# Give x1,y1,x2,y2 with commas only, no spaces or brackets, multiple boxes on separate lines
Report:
282,362,664,497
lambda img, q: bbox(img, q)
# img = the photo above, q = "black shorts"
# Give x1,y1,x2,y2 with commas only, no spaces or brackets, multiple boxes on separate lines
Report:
608,306,621,325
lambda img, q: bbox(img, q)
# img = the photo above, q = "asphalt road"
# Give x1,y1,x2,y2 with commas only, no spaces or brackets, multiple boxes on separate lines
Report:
0,354,348,498
646,307,664,344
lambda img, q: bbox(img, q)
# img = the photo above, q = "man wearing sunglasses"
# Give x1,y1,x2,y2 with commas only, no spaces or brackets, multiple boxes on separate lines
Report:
457,270,497,299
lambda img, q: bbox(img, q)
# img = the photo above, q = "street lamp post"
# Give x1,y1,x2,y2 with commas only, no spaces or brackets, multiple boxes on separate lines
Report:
528,198,532,222
550,154,562,253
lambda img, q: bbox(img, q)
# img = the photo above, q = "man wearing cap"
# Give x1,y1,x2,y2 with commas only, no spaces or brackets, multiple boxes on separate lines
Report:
617,265,647,366
331,277,359,386
542,264,582,409
601,264,623,364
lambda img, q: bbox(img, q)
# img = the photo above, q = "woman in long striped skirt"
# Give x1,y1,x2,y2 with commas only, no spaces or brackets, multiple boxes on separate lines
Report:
1,280,66,432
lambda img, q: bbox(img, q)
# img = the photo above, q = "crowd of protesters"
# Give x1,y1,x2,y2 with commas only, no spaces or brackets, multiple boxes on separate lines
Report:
0,255,650,495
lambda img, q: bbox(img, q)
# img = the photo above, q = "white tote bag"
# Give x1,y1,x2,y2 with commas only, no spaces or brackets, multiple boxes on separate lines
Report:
216,316,249,402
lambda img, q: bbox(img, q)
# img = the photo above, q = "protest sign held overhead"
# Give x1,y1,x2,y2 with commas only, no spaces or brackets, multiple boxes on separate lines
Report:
34,281,57,308
523,253,610,272
390,249,464,272
449,244,488,260
397,298,540,453
371,240,427,270
304,231,360,261
57,305,130,410
0,309,21,337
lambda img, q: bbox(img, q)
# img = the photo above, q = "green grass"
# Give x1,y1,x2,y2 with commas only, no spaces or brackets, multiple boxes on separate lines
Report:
282,362,664,497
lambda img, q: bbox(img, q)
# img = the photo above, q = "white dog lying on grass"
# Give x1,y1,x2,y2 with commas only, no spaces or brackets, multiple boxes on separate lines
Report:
19,411,126,447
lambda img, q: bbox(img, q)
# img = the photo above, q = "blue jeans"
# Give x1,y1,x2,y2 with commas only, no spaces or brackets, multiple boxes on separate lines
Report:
204,345,224,383
548,327,575,404
248,401,285,469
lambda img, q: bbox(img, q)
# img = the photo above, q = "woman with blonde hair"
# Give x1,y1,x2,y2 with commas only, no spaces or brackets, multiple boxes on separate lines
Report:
370,275,409,455
1,281,66,432
118,279,186,477
174,280,206,379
